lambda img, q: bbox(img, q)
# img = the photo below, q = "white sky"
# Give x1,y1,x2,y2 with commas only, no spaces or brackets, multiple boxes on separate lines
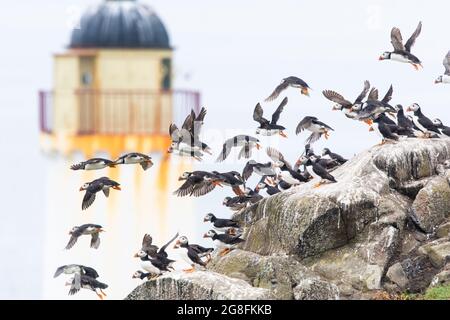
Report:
0,0,449,298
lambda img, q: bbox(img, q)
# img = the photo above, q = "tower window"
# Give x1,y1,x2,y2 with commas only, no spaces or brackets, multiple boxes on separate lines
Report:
81,72,92,85
161,58,171,90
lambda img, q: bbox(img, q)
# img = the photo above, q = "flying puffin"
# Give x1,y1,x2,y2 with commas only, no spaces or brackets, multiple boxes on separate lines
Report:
79,177,121,210
322,148,347,164
174,171,223,197
265,76,311,101
216,135,261,162
70,158,115,170
241,160,280,182
266,147,308,185
54,264,99,293
323,80,371,118
211,171,245,196
173,236,213,272
66,275,108,300
352,86,396,127
295,116,334,145
297,155,337,188
406,103,441,136
203,213,240,233
435,51,450,84
253,97,288,137
203,230,245,257
379,21,422,70
65,224,104,250
114,153,154,171
432,119,450,137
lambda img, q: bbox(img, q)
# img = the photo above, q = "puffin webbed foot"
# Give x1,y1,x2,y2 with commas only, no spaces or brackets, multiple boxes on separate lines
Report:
219,248,231,257
183,267,195,273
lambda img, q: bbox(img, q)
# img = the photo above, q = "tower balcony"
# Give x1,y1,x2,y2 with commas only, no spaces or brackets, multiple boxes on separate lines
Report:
38,89,201,157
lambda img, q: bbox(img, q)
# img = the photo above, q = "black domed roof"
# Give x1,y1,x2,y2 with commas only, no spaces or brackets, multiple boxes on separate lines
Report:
70,0,171,49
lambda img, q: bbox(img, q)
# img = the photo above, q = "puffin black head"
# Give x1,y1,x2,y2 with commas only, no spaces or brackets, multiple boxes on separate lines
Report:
223,197,231,206
203,230,217,239
68,226,79,235
432,118,443,127
79,182,90,191
406,103,420,113
322,148,330,156
435,76,443,84
296,155,310,167
173,235,189,249
379,52,391,60
134,250,147,259
132,271,148,280
203,213,216,222
178,172,192,181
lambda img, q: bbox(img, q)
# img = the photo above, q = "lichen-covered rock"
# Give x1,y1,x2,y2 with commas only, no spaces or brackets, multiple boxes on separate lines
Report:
411,176,450,233
234,139,449,259
386,262,409,290
422,241,450,268
125,271,272,300
436,221,450,238
293,278,340,300
430,264,450,287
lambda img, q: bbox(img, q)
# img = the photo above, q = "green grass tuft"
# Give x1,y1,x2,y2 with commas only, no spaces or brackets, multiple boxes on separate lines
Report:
423,285,450,300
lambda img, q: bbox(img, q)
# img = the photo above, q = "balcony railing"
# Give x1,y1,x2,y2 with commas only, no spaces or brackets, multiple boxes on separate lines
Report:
38,89,201,136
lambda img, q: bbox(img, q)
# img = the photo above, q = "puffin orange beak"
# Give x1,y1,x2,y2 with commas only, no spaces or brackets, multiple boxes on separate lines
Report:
378,56,384,61
113,186,121,190
406,107,412,112
203,233,208,238
279,131,288,138
133,253,139,258
256,143,261,150
173,240,180,249
203,218,208,222
434,80,439,84
79,187,84,191
301,88,310,96
369,126,374,132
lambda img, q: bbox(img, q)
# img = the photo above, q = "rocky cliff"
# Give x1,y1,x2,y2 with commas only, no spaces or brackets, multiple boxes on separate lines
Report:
126,139,450,300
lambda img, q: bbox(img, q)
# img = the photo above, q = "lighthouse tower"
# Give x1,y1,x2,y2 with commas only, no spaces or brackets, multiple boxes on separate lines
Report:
39,0,200,299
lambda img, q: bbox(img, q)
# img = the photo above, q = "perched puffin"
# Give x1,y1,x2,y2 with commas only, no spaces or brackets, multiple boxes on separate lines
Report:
79,177,121,210
323,80,371,118
296,116,334,145
114,153,154,171
322,148,347,164
266,147,308,185
54,265,99,292
406,103,441,136
65,224,104,250
435,51,450,84
297,156,337,188
311,155,340,170
173,236,213,272
70,158,115,171
203,213,240,233
371,115,400,144
432,119,450,137
379,21,422,70
66,275,108,300
134,233,179,278
265,76,311,101
203,230,245,256
216,135,261,162
132,270,152,280
242,160,280,182
174,171,223,197
253,97,288,137
255,176,281,195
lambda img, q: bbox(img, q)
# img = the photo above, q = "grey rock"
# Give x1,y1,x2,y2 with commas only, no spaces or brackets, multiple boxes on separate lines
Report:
436,222,450,238
293,278,340,300
386,262,408,289
430,264,450,287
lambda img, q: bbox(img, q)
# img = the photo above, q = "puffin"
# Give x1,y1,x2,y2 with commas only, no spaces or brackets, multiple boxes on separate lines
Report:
406,103,441,136
295,116,334,145
266,147,308,185
432,119,450,137
174,171,223,197
132,270,152,280
297,155,337,188
323,80,371,118
371,114,400,144
134,233,179,278
70,158,115,170
255,176,281,195
435,51,450,84
253,97,288,137
322,148,347,164
203,213,240,233
216,135,261,162
352,86,396,127
211,171,245,196
65,224,104,250
167,145,204,161
265,76,311,101
66,275,108,300
114,153,154,171
203,230,245,256
311,155,340,170
242,160,280,182
173,236,213,272
222,196,250,211
79,177,121,210
379,21,422,70
54,265,99,292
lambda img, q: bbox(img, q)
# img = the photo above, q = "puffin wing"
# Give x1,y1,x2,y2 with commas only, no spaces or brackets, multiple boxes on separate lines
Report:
266,146,292,170
296,116,316,135
253,103,269,126
65,234,80,250
141,234,154,251
216,139,234,162
322,90,352,106
405,21,422,53
354,80,371,104
191,108,207,139
311,119,334,131
390,27,405,51
174,176,202,197
90,233,100,249
265,80,289,102
187,248,206,267
82,191,96,210
367,87,378,101
443,50,450,75
191,181,216,197
305,132,322,145
53,266,66,278
312,164,336,182
271,97,288,124
381,85,393,104
159,232,180,256
181,112,194,131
